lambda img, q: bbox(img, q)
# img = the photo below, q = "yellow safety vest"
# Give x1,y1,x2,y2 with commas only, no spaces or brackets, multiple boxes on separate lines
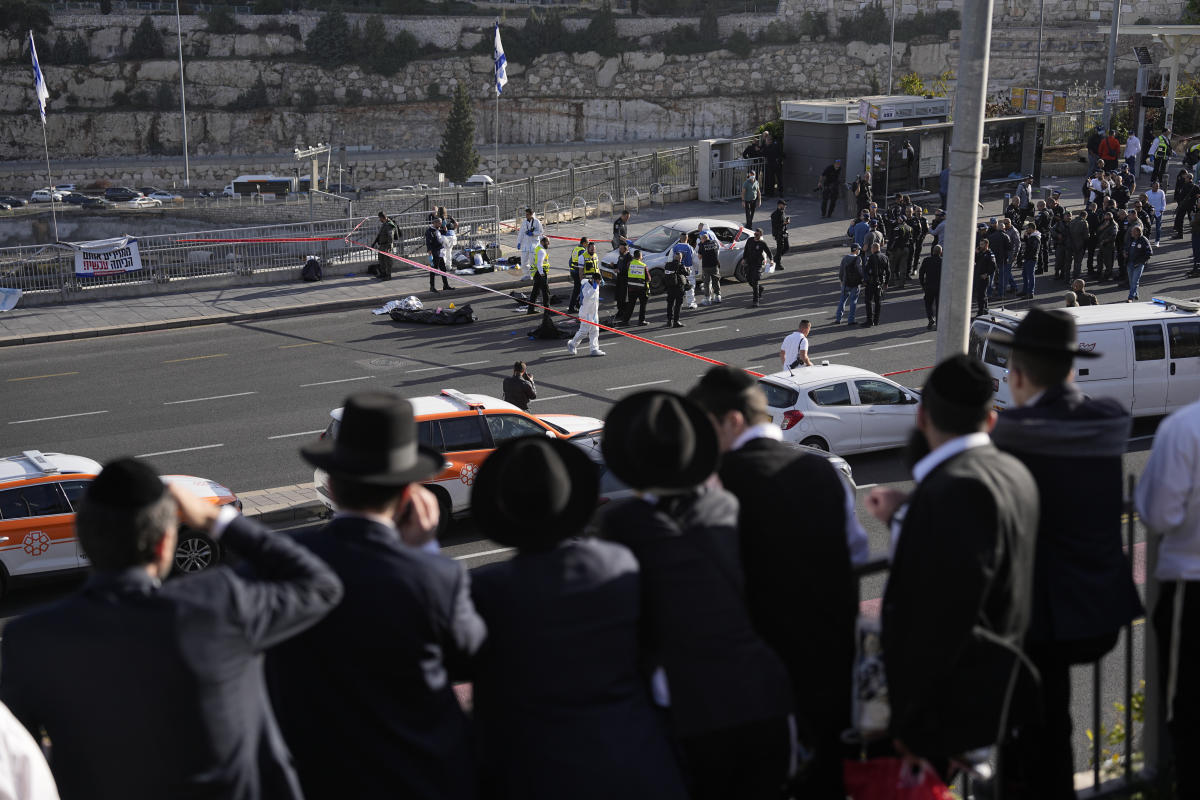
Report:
532,245,549,277
581,253,600,277
626,259,647,286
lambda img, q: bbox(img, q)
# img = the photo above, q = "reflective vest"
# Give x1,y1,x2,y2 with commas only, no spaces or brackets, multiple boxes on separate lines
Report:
531,245,550,277
581,253,600,277
568,245,588,271
626,259,647,287
1155,135,1170,157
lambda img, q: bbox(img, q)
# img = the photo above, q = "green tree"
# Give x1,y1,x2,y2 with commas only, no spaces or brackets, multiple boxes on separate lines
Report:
1185,0,1200,23
725,29,752,57
51,32,70,64
204,5,240,34
578,2,620,57
698,5,719,45
305,9,352,67
1,0,52,39
435,83,480,184
898,72,925,96
68,34,91,63
127,16,165,59
255,0,285,13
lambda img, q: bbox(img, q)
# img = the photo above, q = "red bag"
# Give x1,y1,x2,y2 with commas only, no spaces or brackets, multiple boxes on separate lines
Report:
843,757,955,800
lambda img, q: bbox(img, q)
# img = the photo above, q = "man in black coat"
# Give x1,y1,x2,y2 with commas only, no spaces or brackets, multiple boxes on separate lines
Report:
973,239,997,317
266,392,487,800
867,355,1038,766
0,458,343,800
862,241,888,328
818,158,842,218
769,199,790,270
742,228,772,307
689,366,865,799
598,391,796,800
989,310,1144,799
919,244,943,330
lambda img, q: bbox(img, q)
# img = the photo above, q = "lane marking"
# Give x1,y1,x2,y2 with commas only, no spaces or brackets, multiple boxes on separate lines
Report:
770,313,817,321
279,340,334,349
530,393,580,403
8,410,109,425
406,366,443,373
163,353,228,363
454,546,515,561
822,352,850,359
267,429,326,440
136,443,224,458
7,371,79,382
163,391,258,405
606,379,672,391
450,360,491,368
300,376,375,387
745,364,764,370
870,340,932,351
654,325,729,339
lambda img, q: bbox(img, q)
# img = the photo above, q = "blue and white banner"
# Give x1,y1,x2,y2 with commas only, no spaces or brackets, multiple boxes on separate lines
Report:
493,23,508,95
70,235,142,277
30,30,49,124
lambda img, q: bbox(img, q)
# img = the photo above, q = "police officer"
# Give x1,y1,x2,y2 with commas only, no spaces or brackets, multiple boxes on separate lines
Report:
1034,200,1053,275
612,209,630,251
769,200,789,271
888,211,912,288
906,206,929,277
371,210,398,280
663,250,689,328
742,228,772,308
620,249,650,327
697,226,722,305
527,236,551,315
612,242,632,324
862,241,887,328
566,237,589,313
974,238,997,317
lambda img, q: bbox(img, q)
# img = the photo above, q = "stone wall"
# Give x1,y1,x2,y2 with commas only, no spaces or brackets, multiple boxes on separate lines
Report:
778,0,1183,29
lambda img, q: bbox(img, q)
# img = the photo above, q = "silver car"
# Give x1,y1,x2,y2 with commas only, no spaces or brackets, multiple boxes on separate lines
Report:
599,217,753,293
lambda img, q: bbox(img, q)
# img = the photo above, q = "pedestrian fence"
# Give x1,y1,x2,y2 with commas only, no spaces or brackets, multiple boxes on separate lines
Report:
851,475,1164,798
710,156,765,202
1046,109,1106,149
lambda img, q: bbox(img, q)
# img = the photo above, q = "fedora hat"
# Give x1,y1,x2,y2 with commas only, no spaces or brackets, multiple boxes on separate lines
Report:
301,392,442,485
986,307,1101,359
471,437,598,549
602,391,718,493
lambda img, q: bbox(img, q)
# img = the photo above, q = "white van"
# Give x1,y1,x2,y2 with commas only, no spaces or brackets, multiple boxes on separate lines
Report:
971,297,1200,418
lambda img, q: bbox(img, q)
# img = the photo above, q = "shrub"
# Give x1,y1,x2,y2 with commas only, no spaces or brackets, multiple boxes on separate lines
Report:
130,88,152,108
255,0,285,13
204,6,241,35
836,1,889,43
112,89,131,107
898,72,925,96
895,8,960,40
1,0,53,39
69,35,91,63
305,9,352,67
50,32,71,64
254,18,301,38
797,10,828,38
435,83,480,183
127,16,165,59
295,85,320,111
226,76,270,110
100,0,112,14
359,17,418,75
725,29,752,57
581,1,620,57
662,23,715,55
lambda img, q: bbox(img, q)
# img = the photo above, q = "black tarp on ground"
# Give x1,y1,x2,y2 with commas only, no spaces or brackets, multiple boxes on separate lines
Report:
389,304,477,325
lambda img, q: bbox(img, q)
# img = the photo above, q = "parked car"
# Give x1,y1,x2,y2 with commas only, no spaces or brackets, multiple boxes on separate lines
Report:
30,188,64,203
758,364,921,455
147,190,181,202
0,201,11,211
63,192,91,205
127,196,163,208
462,174,494,187
53,183,76,193
104,186,142,202
81,196,114,209
599,217,752,293
0,195,28,208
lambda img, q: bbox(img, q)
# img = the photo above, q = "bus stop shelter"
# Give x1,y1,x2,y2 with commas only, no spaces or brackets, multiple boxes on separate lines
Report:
1094,24,1200,134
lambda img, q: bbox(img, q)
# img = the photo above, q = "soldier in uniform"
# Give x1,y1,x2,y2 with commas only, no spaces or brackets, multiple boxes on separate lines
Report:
1034,201,1053,275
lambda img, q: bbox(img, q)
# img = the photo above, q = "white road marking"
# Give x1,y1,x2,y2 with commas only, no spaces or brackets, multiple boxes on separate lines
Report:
406,366,443,373
267,429,326,440
606,379,672,391
870,340,932,351
8,410,109,425
453,546,515,561
745,364,764,370
163,391,257,405
299,376,375,387
529,393,580,403
769,313,816,321
654,325,728,339
450,360,491,367
136,443,225,458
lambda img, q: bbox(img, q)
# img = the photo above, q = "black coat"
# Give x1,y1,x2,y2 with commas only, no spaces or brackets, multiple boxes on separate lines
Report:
598,488,794,738
0,515,343,800
882,444,1038,758
265,516,486,800
919,255,942,294
991,385,1144,645
470,539,688,800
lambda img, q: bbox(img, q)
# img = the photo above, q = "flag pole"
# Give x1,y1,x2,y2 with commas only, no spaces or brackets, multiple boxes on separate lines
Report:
30,30,57,242
40,118,57,242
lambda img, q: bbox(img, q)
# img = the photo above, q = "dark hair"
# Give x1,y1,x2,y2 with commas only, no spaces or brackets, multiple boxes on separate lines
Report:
328,475,407,513
688,367,771,426
1009,348,1072,389
799,319,811,329
76,494,175,571
513,361,526,374
923,392,990,435
378,210,386,219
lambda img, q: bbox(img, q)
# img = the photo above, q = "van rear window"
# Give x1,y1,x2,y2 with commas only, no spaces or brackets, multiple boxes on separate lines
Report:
1133,324,1165,361
1168,322,1200,359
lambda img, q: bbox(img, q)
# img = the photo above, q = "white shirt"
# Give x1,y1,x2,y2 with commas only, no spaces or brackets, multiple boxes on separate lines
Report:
531,247,550,276
1124,134,1141,159
0,700,60,800
891,432,992,556
1146,189,1167,215
1136,399,1200,580
516,216,544,251
781,331,809,366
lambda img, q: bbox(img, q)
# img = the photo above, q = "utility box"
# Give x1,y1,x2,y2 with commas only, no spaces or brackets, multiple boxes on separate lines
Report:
698,137,764,202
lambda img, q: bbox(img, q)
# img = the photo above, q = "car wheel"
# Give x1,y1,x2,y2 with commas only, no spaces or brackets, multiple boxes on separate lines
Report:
174,527,220,573
733,257,747,282
648,268,665,295
800,436,829,452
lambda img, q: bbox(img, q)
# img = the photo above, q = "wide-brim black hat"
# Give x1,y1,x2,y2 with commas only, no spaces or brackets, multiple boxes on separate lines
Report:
986,307,1101,359
602,390,718,493
301,392,443,485
471,437,598,549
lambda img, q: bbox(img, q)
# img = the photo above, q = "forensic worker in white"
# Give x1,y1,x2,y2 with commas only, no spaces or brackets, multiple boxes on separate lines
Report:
567,272,606,357
516,208,545,272
779,320,813,370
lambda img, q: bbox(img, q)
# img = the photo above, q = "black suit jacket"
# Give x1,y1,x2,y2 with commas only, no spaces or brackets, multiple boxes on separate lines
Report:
882,444,1038,758
265,516,486,800
470,539,688,800
0,515,343,800
716,438,855,744
598,487,793,738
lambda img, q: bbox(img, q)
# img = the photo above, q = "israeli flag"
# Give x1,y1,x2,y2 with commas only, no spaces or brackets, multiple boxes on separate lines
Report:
30,30,49,124
493,23,508,95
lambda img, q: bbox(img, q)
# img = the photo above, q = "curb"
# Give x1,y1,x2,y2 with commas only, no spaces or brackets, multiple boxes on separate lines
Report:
246,501,327,525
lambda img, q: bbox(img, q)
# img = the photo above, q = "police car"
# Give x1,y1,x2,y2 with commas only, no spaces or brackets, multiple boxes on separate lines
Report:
0,451,241,596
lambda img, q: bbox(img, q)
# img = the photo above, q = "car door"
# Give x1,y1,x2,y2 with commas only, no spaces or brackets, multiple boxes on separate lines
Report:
0,481,81,577
431,415,492,513
59,479,93,567
484,413,553,446
853,378,919,452
1131,323,1169,415
801,381,862,453
1165,320,1200,412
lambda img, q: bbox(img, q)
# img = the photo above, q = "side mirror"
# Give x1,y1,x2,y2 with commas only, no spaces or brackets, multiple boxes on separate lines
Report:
907,394,919,405
546,429,557,438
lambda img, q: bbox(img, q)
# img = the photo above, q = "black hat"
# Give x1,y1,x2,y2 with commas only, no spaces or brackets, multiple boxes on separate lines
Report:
986,307,1101,358
471,437,598,549
301,392,442,485
602,391,718,493
920,355,995,433
87,457,165,509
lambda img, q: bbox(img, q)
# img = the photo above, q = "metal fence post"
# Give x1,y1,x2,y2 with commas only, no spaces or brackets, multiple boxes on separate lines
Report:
653,150,661,186
569,166,576,199
614,158,623,209
527,176,535,212
689,145,697,187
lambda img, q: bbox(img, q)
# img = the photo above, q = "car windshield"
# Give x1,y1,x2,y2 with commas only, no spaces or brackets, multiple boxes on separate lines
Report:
633,225,684,253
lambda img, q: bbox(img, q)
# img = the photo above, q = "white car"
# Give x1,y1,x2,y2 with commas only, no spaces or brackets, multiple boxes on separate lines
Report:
54,183,76,193
147,190,180,202
599,217,752,293
127,196,163,208
758,364,921,455
462,174,494,187
30,188,64,203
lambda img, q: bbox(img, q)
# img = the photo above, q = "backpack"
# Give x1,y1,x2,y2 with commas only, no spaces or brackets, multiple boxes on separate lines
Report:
301,256,323,282
843,255,863,288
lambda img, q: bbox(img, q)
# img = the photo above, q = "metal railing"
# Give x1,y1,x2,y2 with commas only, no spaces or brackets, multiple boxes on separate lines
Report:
1046,109,1106,148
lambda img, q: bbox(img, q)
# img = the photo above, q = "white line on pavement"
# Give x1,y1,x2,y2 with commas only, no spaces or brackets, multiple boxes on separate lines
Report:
654,325,729,339
299,376,376,387
769,313,816,321
267,429,326,440
870,340,932,351
8,410,109,425
822,352,850,359
406,366,443,373
529,393,580,403
606,379,672,392
136,443,225,458
450,360,491,367
163,391,258,405
453,547,515,561
745,365,764,370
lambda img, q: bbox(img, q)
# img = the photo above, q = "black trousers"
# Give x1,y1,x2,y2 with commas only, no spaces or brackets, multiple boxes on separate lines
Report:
699,271,720,297
567,269,582,311
1155,581,1200,800
1038,237,1050,274
1099,245,1115,278
1177,207,1193,236
744,201,757,227
679,715,791,800
1152,156,1169,183
746,266,763,302
429,256,450,290
973,280,990,316
773,234,789,260
924,292,939,324
821,189,838,218
765,163,782,196
665,288,683,324
621,287,647,323
526,272,550,313
375,251,392,280
864,284,883,323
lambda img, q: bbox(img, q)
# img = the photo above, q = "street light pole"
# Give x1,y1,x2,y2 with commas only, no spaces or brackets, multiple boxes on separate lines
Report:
1035,0,1045,94
888,0,897,94
174,0,190,188
1101,0,1121,131
936,0,994,361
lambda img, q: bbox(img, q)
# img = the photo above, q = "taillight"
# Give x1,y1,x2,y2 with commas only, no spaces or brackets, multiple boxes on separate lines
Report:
781,410,804,430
